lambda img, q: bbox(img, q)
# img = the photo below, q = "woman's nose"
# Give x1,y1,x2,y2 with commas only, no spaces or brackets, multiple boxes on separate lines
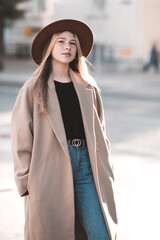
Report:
65,43,71,49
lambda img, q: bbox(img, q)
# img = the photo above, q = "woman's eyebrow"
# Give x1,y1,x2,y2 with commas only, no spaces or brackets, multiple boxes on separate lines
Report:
57,37,76,41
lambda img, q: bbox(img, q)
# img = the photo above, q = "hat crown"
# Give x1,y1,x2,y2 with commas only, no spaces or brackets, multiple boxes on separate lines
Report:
31,19,94,65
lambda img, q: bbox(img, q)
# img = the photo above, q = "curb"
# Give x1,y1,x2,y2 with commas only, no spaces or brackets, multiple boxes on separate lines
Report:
0,73,30,86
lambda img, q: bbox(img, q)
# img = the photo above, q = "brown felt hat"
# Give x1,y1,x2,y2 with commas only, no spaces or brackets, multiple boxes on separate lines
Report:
31,19,94,65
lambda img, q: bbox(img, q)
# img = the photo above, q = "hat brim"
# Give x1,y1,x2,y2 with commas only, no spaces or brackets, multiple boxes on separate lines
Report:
31,19,93,65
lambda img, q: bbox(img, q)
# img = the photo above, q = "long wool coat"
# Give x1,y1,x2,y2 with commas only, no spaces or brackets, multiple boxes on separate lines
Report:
11,69,118,240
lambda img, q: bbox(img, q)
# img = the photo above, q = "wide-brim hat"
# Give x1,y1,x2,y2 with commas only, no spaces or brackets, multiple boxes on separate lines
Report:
31,19,93,65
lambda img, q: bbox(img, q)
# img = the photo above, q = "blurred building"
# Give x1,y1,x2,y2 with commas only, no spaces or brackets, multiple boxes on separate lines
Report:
5,0,95,58
105,0,160,67
4,0,160,68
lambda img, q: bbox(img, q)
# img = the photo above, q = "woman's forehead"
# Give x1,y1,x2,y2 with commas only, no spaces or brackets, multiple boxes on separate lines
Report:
57,31,76,39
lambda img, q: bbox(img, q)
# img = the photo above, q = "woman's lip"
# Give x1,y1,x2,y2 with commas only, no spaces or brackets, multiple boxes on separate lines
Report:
62,53,71,56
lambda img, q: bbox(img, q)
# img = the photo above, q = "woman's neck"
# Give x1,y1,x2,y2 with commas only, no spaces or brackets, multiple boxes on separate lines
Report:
51,61,71,83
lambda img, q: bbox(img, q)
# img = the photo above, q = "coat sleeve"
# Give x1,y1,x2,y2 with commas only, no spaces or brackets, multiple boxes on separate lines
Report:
11,85,33,197
93,87,111,151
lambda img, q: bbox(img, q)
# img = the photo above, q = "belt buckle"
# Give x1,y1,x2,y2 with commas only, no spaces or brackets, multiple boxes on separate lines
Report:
72,139,82,147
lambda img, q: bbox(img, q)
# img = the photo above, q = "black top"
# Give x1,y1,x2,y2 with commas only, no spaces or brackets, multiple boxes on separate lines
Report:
54,80,86,140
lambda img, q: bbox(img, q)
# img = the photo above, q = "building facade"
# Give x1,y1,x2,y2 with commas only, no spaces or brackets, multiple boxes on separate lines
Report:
5,0,160,67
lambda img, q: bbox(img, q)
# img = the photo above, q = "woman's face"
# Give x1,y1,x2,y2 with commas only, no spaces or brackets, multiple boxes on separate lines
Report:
51,31,77,64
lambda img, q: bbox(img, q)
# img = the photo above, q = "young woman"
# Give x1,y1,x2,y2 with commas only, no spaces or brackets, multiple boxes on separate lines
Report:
11,19,118,240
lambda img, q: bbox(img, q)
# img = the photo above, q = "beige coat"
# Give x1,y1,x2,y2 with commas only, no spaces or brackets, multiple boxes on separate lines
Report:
11,69,118,240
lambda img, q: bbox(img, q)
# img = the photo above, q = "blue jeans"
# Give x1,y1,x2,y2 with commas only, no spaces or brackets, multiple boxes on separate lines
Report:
67,139,110,240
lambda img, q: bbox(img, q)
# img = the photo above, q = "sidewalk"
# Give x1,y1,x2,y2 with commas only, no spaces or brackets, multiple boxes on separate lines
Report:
0,58,36,84
1,57,160,85
0,58,160,240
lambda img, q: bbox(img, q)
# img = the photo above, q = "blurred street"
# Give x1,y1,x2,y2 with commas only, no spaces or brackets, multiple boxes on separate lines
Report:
0,59,160,240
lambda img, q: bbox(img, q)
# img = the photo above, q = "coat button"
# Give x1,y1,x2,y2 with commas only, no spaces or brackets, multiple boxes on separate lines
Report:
96,146,100,152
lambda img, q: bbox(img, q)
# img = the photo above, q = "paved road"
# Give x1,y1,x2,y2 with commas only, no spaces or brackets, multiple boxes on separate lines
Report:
0,70,160,240
98,73,160,240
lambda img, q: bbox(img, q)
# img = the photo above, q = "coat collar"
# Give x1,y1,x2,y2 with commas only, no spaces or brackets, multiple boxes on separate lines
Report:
47,69,96,159
47,68,90,92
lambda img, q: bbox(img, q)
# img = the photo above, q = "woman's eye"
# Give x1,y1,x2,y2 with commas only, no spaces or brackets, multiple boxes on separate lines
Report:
70,42,76,45
58,40,64,43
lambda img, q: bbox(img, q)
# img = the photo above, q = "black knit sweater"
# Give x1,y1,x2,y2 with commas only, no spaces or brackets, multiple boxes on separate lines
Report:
54,80,86,140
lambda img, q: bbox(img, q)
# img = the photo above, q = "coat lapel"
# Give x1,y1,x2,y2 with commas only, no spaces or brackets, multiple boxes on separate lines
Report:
47,74,70,159
69,70,96,152
47,69,96,159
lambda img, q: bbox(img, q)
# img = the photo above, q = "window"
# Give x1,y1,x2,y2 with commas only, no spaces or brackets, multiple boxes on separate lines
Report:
92,0,106,10
121,0,132,4
37,0,45,11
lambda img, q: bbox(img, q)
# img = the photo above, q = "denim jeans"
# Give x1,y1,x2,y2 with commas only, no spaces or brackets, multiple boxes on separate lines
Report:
67,139,110,240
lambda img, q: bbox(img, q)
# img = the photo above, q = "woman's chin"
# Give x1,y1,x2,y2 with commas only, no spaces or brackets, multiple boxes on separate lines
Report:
53,59,74,65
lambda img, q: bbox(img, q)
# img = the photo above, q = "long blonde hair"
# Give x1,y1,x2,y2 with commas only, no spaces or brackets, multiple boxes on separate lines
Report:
32,31,99,113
